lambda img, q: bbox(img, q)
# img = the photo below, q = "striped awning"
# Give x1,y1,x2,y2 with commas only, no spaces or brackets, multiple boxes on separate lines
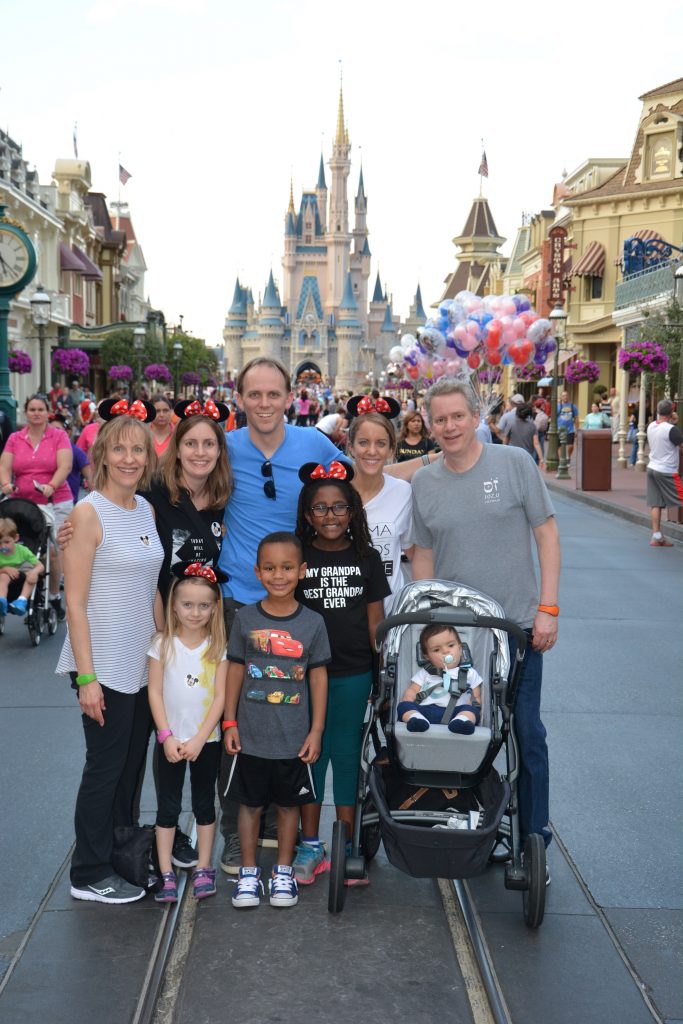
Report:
570,241,606,278
615,230,663,266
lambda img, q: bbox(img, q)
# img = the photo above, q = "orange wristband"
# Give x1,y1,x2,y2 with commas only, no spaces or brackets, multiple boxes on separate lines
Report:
222,720,237,730
538,604,559,616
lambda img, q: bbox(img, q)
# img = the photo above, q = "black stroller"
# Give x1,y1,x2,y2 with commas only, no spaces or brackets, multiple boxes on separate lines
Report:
327,579,547,928
0,496,58,646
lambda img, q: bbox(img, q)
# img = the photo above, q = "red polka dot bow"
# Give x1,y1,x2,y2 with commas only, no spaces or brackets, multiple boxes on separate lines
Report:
184,562,217,583
184,399,220,420
310,461,348,480
357,395,391,415
110,399,149,421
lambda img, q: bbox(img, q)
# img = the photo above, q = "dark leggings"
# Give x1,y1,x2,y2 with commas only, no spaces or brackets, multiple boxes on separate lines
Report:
71,684,152,886
156,741,221,827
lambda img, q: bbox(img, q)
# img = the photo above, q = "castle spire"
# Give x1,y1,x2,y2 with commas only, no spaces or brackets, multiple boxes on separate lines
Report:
317,154,326,189
287,177,295,215
335,86,345,145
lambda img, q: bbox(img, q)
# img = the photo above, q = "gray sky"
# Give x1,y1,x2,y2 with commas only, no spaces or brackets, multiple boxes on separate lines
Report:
2,0,681,348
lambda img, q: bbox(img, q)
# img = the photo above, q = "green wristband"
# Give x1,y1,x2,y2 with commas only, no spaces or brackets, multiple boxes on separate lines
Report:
76,673,98,687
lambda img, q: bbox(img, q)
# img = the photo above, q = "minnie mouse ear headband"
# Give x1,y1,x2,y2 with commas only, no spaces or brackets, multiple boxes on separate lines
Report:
171,560,227,585
174,399,229,423
345,394,401,420
98,398,157,423
298,460,354,484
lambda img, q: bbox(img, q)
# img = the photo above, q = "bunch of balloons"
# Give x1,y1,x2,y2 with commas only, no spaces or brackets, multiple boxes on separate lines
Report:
388,291,557,387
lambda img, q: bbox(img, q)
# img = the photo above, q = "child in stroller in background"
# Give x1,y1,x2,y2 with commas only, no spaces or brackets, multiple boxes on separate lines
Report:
398,624,482,735
0,515,45,616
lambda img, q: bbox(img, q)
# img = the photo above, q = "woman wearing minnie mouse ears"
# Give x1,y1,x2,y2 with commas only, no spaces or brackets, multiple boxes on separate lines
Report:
57,398,165,905
345,394,415,614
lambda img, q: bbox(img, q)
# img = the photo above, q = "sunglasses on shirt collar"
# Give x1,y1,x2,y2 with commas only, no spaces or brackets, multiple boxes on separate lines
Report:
261,460,276,500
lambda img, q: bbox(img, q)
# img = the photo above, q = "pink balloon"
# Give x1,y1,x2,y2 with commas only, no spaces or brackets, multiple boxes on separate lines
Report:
461,333,479,351
501,328,517,346
499,298,517,317
454,324,468,342
465,321,480,337
445,358,462,375
513,317,527,338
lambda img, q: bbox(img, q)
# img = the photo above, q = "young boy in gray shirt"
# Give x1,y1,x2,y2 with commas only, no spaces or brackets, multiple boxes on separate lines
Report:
224,532,330,910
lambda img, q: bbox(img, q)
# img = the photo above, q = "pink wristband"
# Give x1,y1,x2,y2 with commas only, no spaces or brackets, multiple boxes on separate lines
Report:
157,729,173,744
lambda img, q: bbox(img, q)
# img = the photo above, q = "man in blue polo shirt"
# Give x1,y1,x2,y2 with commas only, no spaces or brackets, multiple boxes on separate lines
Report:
218,357,350,873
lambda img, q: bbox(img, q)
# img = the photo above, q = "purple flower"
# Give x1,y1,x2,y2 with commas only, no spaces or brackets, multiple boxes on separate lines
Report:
564,359,601,384
143,363,172,384
515,364,544,382
52,348,90,376
478,368,502,384
9,349,32,374
181,371,201,386
108,364,134,381
618,341,669,376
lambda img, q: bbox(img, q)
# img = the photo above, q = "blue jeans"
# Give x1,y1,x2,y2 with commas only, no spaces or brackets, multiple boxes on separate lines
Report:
508,632,551,848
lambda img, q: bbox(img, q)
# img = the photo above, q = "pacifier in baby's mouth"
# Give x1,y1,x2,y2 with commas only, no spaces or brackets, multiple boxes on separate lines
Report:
444,654,454,666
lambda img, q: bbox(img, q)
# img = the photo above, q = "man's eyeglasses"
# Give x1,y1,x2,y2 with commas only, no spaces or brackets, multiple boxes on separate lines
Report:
309,502,351,518
261,460,276,500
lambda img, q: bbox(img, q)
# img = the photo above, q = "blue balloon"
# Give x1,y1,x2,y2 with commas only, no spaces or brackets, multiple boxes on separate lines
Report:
453,343,469,358
502,353,513,365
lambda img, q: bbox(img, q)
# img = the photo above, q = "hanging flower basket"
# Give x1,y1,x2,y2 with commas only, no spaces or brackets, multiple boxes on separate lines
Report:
514,364,544,382
108,364,133,381
206,375,217,389
143,363,172,384
564,359,600,384
181,371,201,386
52,348,90,377
618,340,669,376
8,349,32,374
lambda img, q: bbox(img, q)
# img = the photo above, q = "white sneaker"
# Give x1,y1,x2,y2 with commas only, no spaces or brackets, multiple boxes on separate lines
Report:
269,865,299,907
231,866,263,908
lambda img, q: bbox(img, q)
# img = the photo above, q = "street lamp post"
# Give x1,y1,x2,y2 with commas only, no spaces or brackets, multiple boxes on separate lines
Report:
545,301,568,472
133,323,145,398
173,338,183,399
30,284,51,396
675,265,683,423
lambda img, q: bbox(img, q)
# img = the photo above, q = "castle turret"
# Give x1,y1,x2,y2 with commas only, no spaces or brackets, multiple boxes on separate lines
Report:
402,283,428,339
378,300,398,370
368,270,386,343
258,271,284,363
335,271,364,391
316,155,327,234
327,87,352,313
283,180,297,308
223,277,247,375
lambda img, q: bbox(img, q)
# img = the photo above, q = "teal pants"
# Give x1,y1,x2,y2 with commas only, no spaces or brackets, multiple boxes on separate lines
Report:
312,671,372,807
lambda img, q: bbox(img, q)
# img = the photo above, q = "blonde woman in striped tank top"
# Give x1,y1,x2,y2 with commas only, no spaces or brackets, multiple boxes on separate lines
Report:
58,400,164,904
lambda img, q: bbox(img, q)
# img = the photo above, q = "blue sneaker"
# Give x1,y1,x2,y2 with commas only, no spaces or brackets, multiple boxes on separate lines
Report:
9,597,27,616
269,865,298,907
154,871,178,903
192,867,216,900
0,596,7,616
293,843,329,885
231,866,263,908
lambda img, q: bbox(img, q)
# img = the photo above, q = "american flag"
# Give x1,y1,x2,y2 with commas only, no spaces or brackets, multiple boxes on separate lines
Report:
478,150,489,178
119,164,132,185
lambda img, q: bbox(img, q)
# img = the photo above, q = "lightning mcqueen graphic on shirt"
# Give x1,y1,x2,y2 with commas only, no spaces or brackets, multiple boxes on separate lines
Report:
249,629,304,658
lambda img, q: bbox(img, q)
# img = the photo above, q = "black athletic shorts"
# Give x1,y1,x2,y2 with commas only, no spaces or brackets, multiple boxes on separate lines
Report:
227,752,316,808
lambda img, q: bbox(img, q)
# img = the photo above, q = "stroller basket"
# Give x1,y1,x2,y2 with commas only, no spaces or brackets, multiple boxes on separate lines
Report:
369,765,509,880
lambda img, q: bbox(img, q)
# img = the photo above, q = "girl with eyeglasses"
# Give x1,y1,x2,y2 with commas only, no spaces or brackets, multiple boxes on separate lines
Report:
291,461,390,886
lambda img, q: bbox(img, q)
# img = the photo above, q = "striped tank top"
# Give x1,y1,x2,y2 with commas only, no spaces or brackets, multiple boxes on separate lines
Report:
57,491,164,694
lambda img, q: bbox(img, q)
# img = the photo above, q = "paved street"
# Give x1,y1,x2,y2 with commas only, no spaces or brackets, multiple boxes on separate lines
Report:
0,491,681,1023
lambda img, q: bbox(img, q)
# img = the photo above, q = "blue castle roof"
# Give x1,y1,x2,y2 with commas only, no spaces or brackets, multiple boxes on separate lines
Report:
317,155,326,189
296,276,324,321
361,236,371,256
381,302,394,331
262,270,281,309
285,211,296,235
228,277,247,316
414,283,426,320
296,193,323,237
372,271,384,303
339,272,360,325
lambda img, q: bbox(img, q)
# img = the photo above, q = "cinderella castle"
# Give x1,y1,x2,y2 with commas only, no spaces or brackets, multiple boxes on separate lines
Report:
223,89,427,390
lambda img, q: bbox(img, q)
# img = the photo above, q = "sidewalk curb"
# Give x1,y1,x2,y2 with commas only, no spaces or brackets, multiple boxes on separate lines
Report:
545,479,683,542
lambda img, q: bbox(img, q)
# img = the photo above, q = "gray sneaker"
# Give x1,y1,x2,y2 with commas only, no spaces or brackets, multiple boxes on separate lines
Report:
220,833,241,875
70,873,146,904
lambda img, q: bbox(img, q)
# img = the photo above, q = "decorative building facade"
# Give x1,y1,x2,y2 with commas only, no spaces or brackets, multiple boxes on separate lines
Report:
223,90,422,390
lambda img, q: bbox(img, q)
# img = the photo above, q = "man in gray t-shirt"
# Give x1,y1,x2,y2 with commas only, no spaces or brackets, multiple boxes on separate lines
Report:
412,379,560,856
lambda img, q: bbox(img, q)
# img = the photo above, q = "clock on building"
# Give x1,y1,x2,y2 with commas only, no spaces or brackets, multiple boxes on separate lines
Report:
0,209,37,297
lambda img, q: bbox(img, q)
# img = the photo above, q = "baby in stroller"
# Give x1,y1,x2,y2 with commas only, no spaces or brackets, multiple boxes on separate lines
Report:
397,624,482,735
0,515,45,616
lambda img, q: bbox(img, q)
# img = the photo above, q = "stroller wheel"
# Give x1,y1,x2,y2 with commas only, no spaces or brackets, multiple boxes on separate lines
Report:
360,795,382,862
327,819,347,915
47,605,58,636
522,833,546,929
28,614,41,646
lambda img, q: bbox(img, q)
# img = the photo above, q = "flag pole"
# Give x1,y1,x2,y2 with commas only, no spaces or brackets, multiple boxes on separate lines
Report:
479,138,484,197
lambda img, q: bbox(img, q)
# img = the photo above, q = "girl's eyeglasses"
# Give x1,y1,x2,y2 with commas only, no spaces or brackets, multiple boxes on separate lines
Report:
309,502,351,517
261,460,276,500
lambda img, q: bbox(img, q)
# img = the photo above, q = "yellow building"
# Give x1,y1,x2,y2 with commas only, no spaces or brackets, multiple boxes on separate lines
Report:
562,78,683,415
